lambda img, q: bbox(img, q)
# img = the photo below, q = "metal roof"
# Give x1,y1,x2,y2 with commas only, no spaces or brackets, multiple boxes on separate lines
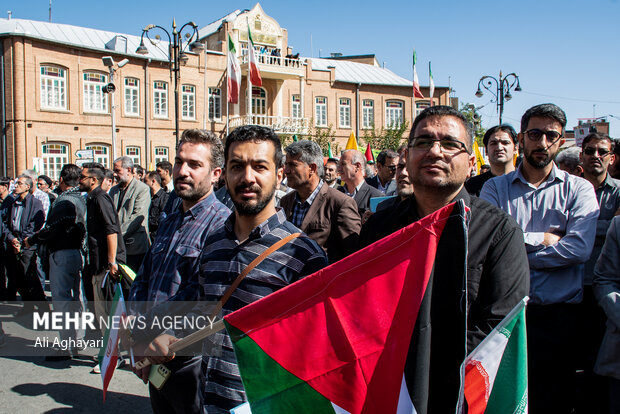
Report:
198,10,243,39
308,58,412,87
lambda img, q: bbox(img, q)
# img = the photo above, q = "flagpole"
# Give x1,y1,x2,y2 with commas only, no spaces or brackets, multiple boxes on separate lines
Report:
226,36,230,137
247,18,252,125
412,48,416,122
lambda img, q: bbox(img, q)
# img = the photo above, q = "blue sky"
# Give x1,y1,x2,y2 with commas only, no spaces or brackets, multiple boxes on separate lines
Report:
7,0,620,136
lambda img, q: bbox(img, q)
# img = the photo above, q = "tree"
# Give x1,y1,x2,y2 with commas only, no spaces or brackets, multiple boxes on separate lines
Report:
460,103,486,147
361,120,410,151
298,121,340,157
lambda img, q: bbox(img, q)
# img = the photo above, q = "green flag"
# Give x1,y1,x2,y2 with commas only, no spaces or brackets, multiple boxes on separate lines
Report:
328,142,333,158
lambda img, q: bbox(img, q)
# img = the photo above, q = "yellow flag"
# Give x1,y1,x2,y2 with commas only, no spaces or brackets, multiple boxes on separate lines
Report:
345,131,358,151
473,141,485,173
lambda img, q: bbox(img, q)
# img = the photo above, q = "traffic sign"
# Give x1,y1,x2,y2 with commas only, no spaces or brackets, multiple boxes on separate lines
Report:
75,149,95,159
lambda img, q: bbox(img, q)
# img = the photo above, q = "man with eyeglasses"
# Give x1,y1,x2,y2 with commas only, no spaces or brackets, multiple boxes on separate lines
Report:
576,132,620,412
360,105,529,412
480,103,599,413
366,149,399,194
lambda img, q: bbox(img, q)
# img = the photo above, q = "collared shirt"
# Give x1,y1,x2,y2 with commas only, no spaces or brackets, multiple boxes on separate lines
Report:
290,180,323,227
129,191,229,306
343,180,364,197
193,209,327,412
377,178,392,194
584,173,620,284
480,164,599,305
11,198,24,231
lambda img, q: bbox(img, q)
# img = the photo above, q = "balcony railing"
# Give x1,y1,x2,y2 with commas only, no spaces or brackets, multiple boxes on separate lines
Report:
229,115,309,134
240,53,303,69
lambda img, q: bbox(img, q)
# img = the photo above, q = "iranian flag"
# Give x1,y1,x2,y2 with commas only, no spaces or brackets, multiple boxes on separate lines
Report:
412,50,424,99
247,23,262,86
224,202,465,413
460,297,529,414
428,62,435,106
98,283,126,401
228,35,242,104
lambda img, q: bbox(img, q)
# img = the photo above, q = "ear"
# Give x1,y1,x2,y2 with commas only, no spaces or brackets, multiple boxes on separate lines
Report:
517,132,524,149
211,167,222,186
309,163,318,176
276,165,284,186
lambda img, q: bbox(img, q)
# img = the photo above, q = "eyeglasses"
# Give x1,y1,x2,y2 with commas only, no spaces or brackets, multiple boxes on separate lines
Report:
524,129,563,143
583,147,611,157
15,181,27,187
387,165,397,172
409,138,470,155
79,174,94,180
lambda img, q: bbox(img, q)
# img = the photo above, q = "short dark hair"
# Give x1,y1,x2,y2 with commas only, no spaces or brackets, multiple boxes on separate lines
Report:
0,176,10,187
520,103,567,133
614,139,620,156
104,169,114,181
133,164,144,175
582,132,615,151
325,157,339,165
285,140,325,177
410,105,473,149
483,124,518,147
225,125,283,168
156,160,173,174
178,129,225,169
83,162,105,183
59,164,81,187
146,171,162,185
376,149,399,165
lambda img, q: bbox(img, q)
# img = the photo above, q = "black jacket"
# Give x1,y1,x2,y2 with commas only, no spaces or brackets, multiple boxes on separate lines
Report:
360,187,530,412
86,186,126,274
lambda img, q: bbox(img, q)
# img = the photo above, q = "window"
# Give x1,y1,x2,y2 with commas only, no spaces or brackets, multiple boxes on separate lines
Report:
83,72,108,113
291,95,301,119
40,65,67,110
124,78,139,116
181,84,195,120
362,99,374,129
315,96,327,127
125,146,141,165
41,143,68,179
416,101,430,117
153,81,168,118
385,100,404,129
154,147,168,164
339,98,351,128
86,144,110,168
208,88,221,120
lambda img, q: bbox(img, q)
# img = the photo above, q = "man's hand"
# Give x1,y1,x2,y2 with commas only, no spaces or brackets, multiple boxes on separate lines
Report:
144,334,179,366
108,263,120,279
542,232,562,246
129,342,151,384
23,238,31,249
361,210,373,225
11,238,21,253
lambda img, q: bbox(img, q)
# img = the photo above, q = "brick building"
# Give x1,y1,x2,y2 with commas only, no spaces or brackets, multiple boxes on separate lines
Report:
0,3,453,178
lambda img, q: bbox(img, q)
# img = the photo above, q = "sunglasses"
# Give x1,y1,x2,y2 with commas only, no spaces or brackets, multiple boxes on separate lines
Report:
583,147,611,157
524,129,563,143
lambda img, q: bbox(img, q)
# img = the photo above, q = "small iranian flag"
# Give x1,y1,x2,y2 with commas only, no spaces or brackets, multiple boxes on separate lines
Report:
247,23,262,86
98,283,126,401
428,62,435,106
412,50,424,99
228,35,242,104
460,297,529,414
327,142,334,158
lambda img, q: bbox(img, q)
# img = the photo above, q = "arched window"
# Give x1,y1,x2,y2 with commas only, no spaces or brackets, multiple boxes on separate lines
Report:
153,81,168,118
86,144,110,168
125,146,141,165
40,65,67,110
339,98,351,128
83,72,108,113
362,99,374,129
385,100,404,129
124,78,140,116
154,147,168,164
181,84,196,120
41,142,69,179
315,96,327,127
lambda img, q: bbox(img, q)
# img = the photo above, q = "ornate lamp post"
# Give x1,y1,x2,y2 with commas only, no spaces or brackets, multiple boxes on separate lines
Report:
475,71,521,125
136,20,204,146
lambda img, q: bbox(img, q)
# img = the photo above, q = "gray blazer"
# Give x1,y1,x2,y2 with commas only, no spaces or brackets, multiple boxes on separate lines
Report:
109,178,151,256
593,215,620,380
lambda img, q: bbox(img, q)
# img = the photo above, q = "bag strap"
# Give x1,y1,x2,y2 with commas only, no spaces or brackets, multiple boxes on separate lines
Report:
209,232,301,319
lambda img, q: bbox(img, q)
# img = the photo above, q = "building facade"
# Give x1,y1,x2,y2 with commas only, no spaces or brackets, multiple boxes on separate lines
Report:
0,3,452,178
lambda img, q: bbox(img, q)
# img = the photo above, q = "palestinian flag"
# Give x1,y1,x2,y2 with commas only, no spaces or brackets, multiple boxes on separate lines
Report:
228,35,242,104
224,201,467,413
412,50,424,99
428,62,435,106
460,298,528,414
247,23,262,86
98,283,126,401
365,143,374,163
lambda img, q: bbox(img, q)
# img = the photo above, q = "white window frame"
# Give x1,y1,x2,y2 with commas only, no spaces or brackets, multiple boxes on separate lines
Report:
208,87,222,121
291,94,301,119
83,72,108,114
339,98,351,128
40,65,67,110
181,84,196,120
315,96,327,127
154,147,168,164
362,99,374,129
41,143,69,179
124,78,140,116
153,81,168,118
125,146,141,165
86,144,110,168
385,100,404,129
416,101,430,117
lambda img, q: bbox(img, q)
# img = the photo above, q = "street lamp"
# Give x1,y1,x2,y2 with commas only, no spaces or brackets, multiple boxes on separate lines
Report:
136,19,204,146
102,56,129,160
475,71,521,125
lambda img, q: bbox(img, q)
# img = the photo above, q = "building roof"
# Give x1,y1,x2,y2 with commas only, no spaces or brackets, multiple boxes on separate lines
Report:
198,10,243,39
308,57,413,87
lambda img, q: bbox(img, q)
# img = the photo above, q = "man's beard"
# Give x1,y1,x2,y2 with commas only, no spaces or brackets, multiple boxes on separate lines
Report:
232,182,277,216
175,179,209,202
525,149,554,169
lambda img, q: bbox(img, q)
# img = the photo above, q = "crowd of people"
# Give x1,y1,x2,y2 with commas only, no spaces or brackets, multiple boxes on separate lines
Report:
0,102,619,413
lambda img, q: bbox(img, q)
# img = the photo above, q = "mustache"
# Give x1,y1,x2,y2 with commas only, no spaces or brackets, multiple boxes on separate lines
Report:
234,184,262,193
